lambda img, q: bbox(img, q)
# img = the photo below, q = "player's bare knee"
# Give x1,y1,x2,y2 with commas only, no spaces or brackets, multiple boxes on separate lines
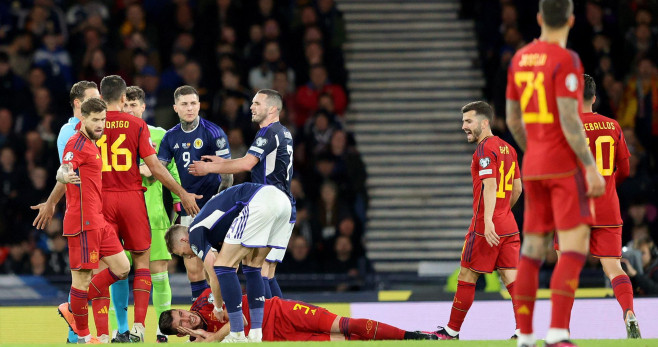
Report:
457,267,479,283
520,235,548,260
600,258,625,279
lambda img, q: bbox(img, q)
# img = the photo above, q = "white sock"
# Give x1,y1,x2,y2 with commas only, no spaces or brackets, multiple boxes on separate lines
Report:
545,328,569,344
517,333,535,347
78,334,91,343
445,326,459,337
156,326,163,336
515,329,521,336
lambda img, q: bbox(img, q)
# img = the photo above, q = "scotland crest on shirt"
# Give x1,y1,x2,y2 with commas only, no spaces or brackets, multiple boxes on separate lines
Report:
194,138,203,149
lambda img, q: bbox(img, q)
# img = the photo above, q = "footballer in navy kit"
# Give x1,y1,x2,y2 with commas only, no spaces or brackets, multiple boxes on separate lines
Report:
188,89,295,299
158,85,233,302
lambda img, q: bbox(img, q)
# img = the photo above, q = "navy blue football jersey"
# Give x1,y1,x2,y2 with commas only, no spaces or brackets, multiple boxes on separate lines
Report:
188,182,265,261
158,118,231,215
247,122,296,222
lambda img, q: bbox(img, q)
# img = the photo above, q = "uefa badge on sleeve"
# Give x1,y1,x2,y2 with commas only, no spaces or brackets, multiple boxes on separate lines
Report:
479,157,490,168
64,151,74,161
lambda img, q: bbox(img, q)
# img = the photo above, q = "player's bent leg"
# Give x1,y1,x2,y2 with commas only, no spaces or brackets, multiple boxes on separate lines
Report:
599,258,639,338
546,225,590,344
66,270,94,341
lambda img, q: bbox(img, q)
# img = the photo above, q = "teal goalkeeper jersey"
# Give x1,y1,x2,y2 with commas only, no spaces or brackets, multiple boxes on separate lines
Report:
142,125,181,230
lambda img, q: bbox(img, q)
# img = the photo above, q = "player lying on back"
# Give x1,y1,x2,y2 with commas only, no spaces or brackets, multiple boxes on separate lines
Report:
158,288,437,342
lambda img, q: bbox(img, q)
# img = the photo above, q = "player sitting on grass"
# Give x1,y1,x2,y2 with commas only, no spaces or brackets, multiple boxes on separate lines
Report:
158,288,437,342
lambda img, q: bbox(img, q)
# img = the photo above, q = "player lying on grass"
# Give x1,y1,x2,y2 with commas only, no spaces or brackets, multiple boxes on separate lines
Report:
158,288,436,342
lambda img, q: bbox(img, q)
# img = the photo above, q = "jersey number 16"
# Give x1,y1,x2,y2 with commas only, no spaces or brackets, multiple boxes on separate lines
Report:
97,134,132,172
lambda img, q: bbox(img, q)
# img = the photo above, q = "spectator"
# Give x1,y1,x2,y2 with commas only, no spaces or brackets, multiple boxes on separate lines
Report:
47,234,69,276
160,50,187,91
622,236,658,295
316,0,346,49
248,41,295,92
2,242,30,274
323,235,372,291
278,235,320,274
0,52,28,112
33,31,74,88
295,64,347,122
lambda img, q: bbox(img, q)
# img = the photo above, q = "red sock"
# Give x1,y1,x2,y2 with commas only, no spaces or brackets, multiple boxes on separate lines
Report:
506,281,519,330
515,255,542,334
88,269,119,336
550,251,586,329
133,268,152,325
447,280,476,332
338,317,405,340
611,274,634,315
70,287,90,337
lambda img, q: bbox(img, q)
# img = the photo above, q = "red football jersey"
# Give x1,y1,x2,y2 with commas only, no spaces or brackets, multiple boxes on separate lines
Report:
62,132,105,236
98,111,155,191
469,136,520,236
506,40,585,179
191,289,251,336
581,112,630,226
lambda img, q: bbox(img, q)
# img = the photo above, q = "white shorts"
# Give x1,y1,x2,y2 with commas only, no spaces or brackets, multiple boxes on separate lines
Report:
224,186,292,250
265,222,295,263
180,215,194,227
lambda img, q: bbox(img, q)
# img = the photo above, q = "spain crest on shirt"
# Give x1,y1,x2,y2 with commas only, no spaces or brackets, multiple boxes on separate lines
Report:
90,250,99,263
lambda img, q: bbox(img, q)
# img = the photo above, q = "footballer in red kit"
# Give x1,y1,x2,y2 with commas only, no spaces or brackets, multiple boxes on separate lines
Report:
56,98,130,344
505,1,606,346
158,289,436,342
554,75,639,338
431,102,522,340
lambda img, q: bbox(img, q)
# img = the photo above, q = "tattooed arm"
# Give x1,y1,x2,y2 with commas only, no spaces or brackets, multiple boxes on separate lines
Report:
506,99,527,152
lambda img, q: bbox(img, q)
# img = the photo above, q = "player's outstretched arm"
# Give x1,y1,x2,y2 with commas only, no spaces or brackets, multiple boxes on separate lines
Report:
188,155,258,176
144,154,202,215
557,97,605,197
506,99,527,151
31,181,66,230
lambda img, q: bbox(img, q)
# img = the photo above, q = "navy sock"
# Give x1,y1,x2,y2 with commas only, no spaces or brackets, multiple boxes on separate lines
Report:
262,277,272,299
269,277,283,298
215,266,244,332
243,265,265,329
190,280,209,301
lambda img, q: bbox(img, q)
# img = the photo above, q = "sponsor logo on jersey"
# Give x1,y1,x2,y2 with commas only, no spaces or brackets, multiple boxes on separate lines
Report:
194,138,203,149
64,151,74,161
255,137,268,147
479,157,490,168
182,142,191,149
565,73,578,92
217,138,226,149
174,143,179,149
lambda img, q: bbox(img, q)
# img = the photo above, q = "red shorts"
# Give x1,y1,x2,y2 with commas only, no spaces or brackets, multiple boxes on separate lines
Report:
523,171,593,234
554,226,622,258
103,190,151,252
265,297,337,342
67,224,124,270
461,232,520,273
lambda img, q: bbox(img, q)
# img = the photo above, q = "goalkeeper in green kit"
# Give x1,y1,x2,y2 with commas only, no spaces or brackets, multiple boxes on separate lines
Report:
109,86,181,343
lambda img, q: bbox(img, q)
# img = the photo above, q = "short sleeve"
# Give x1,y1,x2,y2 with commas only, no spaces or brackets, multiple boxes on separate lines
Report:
554,51,583,99
505,61,519,101
138,123,156,159
62,139,86,171
189,225,212,261
157,132,173,163
212,129,231,159
616,122,631,162
57,126,71,164
476,144,498,179
248,130,277,161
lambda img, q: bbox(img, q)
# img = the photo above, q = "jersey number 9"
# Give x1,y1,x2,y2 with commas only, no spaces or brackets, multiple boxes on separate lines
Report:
97,134,133,172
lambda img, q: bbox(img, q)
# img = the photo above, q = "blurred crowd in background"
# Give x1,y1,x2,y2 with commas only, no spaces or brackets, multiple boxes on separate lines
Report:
0,0,373,291
464,0,658,294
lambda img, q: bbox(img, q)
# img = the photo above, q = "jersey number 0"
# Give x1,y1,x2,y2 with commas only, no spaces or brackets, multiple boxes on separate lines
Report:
97,134,133,172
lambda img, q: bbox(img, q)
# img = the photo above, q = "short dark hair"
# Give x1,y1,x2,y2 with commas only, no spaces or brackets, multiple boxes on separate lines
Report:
540,0,573,28
257,89,283,111
158,310,176,335
174,85,199,103
100,75,127,102
69,81,98,108
164,224,186,254
125,86,145,104
80,98,107,117
461,101,494,121
583,74,596,101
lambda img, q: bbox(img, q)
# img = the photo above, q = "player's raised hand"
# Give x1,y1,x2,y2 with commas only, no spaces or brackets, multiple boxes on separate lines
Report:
484,220,500,247
584,165,605,198
188,161,209,176
30,202,55,230
180,191,202,216
177,327,211,342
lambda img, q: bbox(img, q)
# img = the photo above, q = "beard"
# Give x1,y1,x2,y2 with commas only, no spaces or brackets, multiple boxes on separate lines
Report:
467,127,482,143
85,125,103,140
252,112,266,123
